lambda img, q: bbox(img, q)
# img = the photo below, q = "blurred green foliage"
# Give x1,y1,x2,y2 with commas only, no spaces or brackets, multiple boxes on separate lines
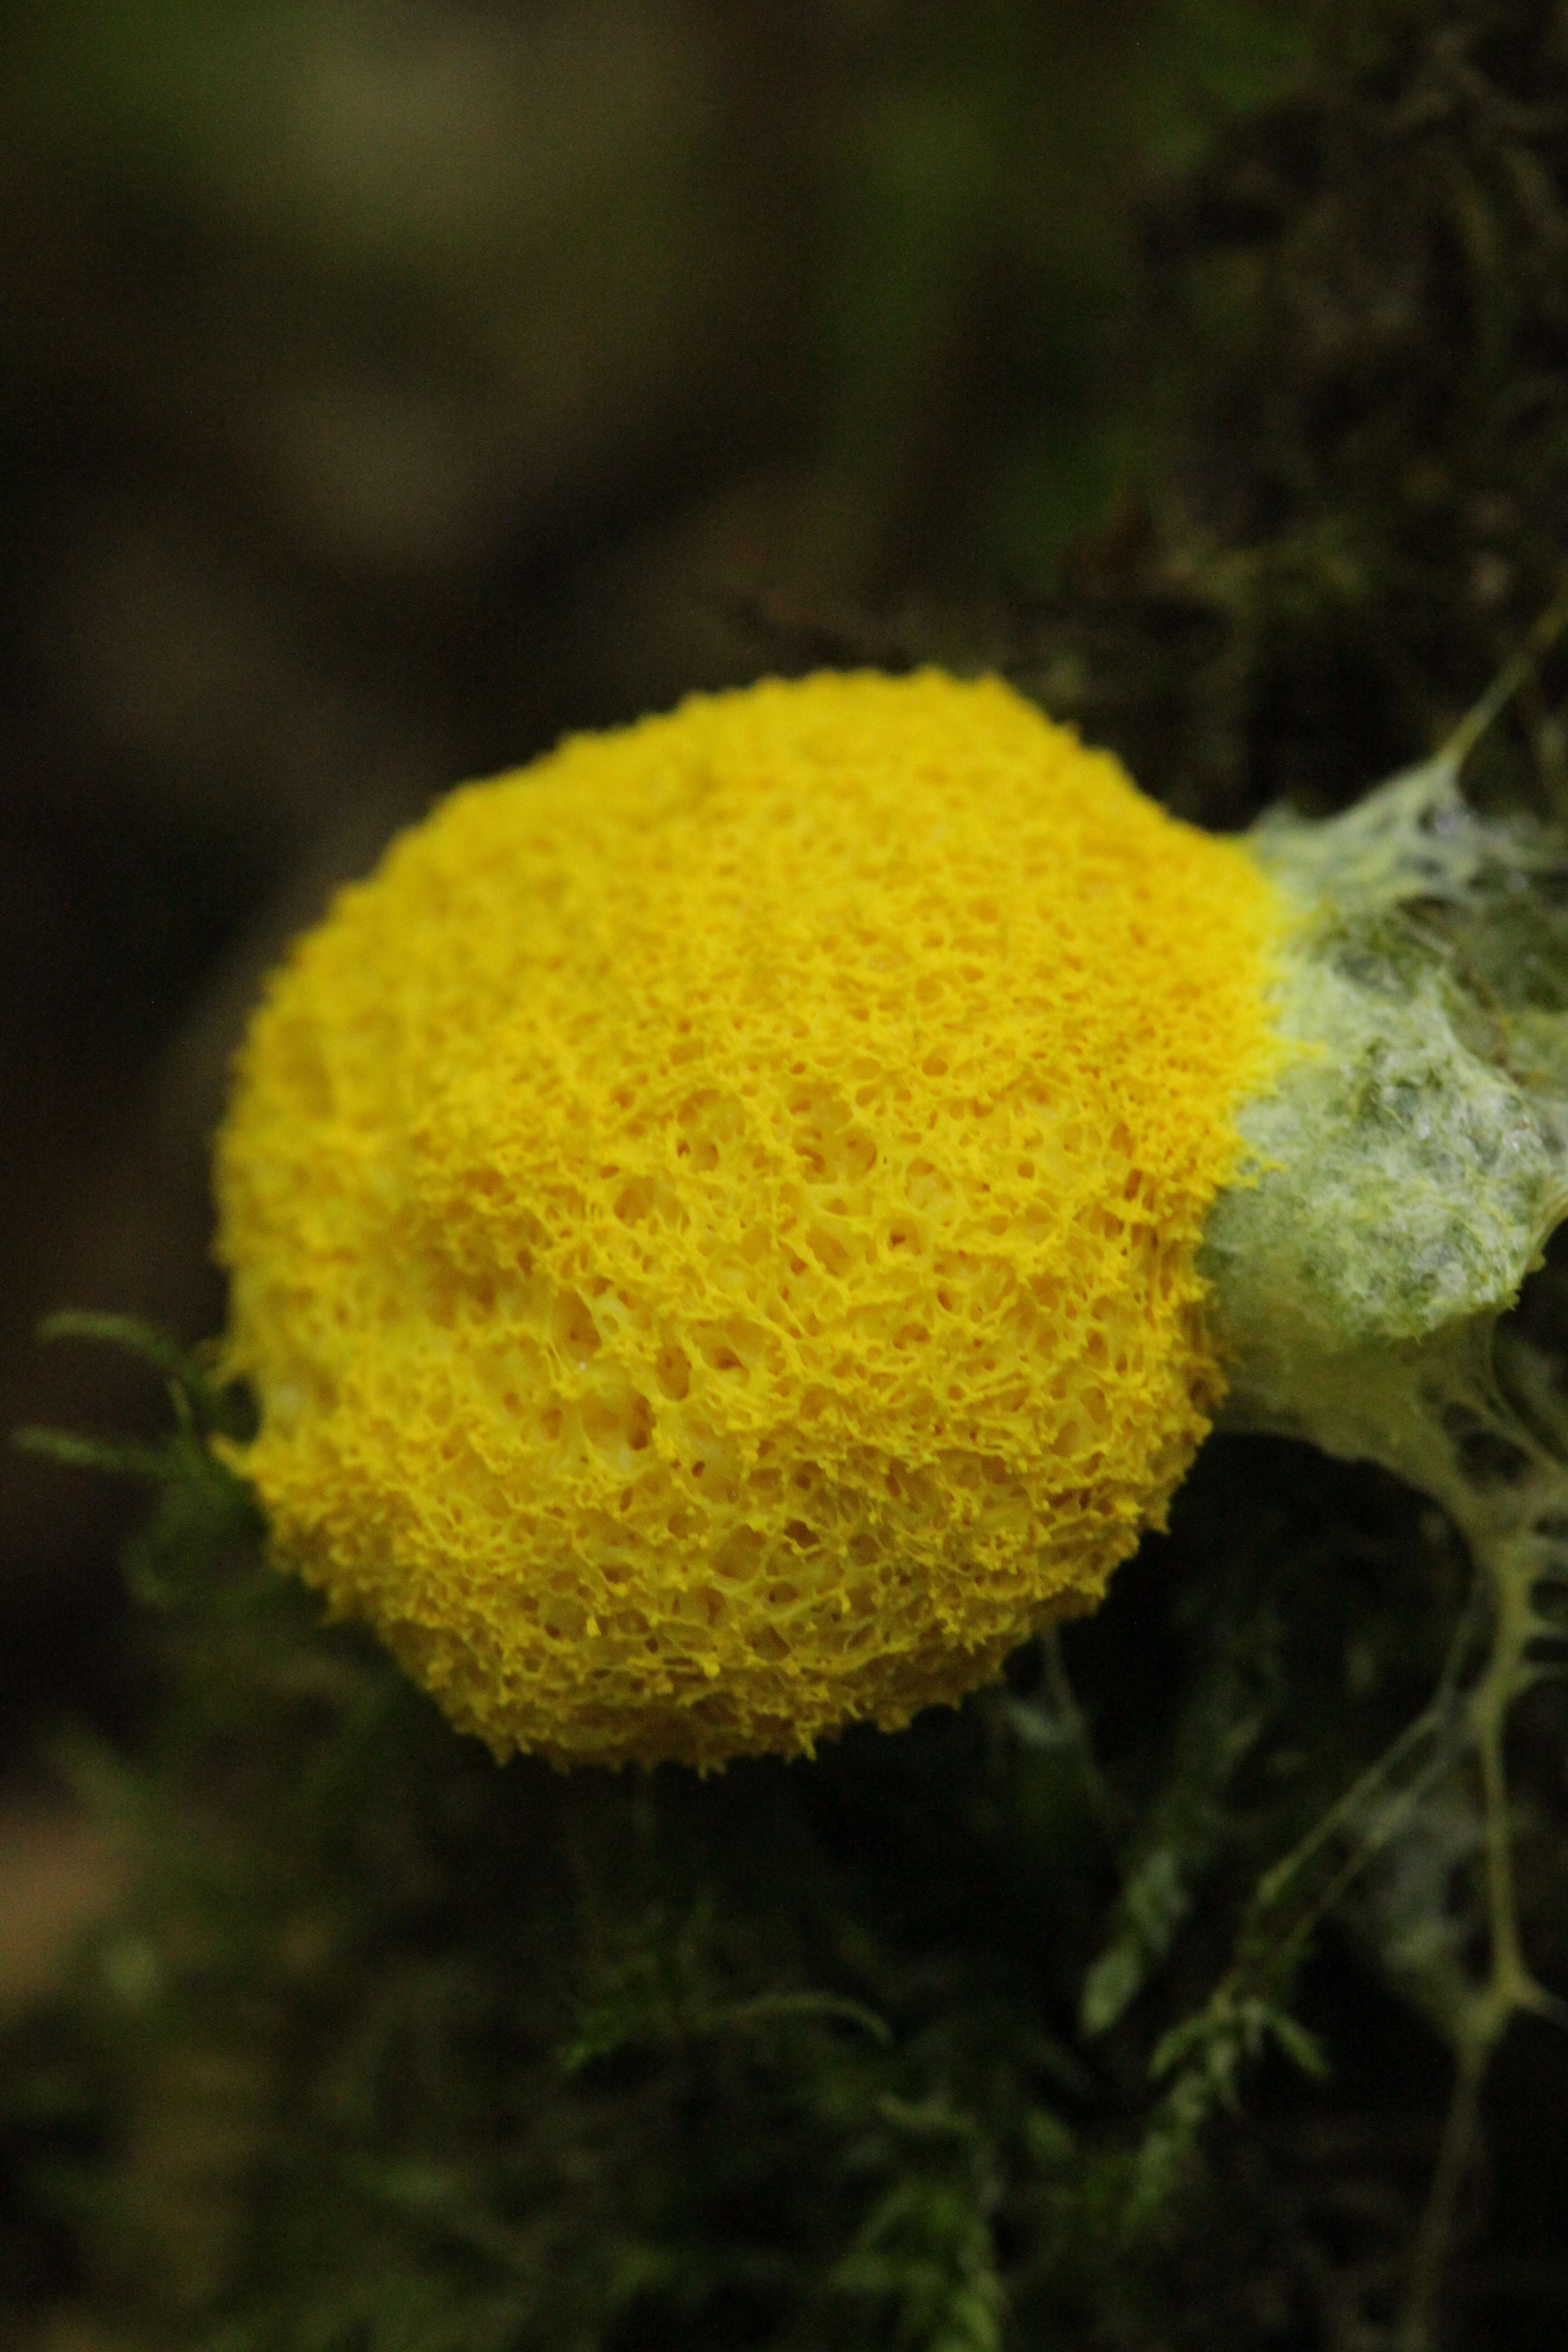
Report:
4,1278,1559,2348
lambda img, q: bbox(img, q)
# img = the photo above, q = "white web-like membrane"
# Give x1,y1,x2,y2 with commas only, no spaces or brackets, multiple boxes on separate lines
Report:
1195,654,1568,2342
1208,750,1568,1458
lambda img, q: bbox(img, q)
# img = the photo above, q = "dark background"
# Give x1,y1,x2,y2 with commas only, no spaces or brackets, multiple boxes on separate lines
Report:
0,0,1304,1769
9,11,1568,2347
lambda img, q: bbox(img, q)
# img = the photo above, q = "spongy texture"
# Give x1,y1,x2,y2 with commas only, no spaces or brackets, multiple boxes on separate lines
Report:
216,670,1283,1769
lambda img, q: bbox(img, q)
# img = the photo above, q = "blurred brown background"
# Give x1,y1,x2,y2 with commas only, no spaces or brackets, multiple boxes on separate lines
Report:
0,0,1300,1770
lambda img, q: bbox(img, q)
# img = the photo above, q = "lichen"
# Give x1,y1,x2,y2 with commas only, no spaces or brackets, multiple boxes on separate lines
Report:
1205,743,1568,1467
1190,712,1568,2342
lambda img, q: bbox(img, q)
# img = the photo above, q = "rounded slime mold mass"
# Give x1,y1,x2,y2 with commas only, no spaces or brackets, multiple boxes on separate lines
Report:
215,670,1284,1767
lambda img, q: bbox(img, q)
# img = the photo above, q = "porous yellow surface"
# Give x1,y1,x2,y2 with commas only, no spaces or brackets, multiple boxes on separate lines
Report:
216,671,1283,1769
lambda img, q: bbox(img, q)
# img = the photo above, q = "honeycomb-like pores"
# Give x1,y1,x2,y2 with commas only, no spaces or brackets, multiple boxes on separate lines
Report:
215,670,1284,1769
